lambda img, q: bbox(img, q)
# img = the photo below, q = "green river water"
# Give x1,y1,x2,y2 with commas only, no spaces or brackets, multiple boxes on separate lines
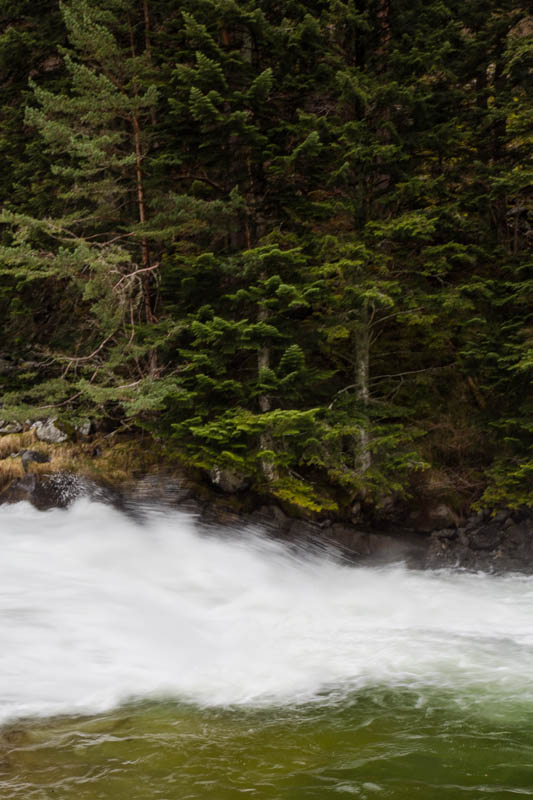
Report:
2,690,533,799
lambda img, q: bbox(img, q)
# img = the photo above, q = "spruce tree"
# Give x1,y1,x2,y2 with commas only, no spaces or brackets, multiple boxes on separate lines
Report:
0,0,162,423
151,1,337,502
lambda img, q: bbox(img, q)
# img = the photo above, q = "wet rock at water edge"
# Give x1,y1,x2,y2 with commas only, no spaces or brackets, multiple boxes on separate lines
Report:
248,504,291,534
468,523,502,551
0,472,125,511
284,519,427,567
350,501,362,523
0,473,83,509
323,522,369,555
425,509,533,573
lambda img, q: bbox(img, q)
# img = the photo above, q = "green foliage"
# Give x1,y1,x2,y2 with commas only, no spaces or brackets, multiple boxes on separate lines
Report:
0,0,531,511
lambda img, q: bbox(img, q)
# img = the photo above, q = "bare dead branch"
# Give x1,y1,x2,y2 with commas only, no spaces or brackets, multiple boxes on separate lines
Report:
113,261,160,291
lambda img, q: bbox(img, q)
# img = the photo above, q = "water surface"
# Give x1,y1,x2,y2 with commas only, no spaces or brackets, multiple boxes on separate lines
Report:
1,499,532,798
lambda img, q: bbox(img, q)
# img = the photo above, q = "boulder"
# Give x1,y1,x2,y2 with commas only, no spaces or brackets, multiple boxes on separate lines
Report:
0,473,79,509
0,473,123,511
0,420,23,434
31,417,69,444
410,503,460,532
20,450,50,472
288,519,321,540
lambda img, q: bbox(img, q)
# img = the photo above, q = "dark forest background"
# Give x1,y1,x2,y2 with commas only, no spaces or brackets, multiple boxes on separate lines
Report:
0,0,531,512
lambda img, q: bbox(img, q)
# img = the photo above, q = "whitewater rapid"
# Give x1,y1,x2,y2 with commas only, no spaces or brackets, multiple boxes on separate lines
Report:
1,498,533,722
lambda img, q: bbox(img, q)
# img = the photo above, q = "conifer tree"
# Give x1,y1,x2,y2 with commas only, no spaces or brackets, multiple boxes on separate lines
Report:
152,1,337,499
0,0,530,512
0,0,66,356
0,0,162,422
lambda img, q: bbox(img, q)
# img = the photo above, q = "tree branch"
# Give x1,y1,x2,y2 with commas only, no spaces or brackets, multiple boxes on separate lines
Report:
113,261,160,291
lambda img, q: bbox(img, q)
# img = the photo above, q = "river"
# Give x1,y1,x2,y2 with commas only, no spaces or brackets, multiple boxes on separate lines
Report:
1,498,532,798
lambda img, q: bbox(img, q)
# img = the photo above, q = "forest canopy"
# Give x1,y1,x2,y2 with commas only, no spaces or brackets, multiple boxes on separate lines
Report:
0,0,531,511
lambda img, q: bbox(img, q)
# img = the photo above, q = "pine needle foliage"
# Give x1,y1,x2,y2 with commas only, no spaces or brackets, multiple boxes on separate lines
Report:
0,0,531,510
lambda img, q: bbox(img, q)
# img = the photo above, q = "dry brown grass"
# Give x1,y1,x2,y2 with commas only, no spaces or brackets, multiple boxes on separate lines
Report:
0,432,166,494
0,433,34,486
0,433,85,490
0,431,36,459
0,458,25,483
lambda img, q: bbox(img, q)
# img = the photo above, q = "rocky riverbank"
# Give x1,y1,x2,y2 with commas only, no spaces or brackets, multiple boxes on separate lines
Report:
1,469,531,575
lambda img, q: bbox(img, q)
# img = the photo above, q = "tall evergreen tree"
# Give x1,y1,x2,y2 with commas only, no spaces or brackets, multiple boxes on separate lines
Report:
0,0,530,511
0,0,163,423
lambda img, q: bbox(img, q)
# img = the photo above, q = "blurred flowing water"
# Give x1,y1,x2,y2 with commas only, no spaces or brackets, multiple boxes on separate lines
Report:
1,499,533,799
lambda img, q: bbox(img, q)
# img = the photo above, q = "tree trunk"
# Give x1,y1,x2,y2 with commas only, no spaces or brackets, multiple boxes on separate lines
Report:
129,16,155,330
142,0,157,126
257,304,277,482
128,14,157,374
142,0,152,60
375,0,391,73
132,113,155,326
354,307,371,476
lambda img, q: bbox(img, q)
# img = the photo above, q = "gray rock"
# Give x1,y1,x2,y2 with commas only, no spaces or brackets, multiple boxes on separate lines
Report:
76,420,93,438
465,512,485,531
208,467,249,493
505,522,530,548
31,417,68,444
0,420,23,434
0,473,93,510
468,524,501,551
429,503,460,530
255,505,290,532
493,509,511,524
288,519,321,539
410,503,460,532
350,501,362,523
425,510,533,572
433,527,456,539
20,450,50,473
325,523,368,554
375,495,396,517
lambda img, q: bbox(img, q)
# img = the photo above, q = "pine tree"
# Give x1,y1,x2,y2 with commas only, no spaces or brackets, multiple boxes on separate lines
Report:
0,0,163,423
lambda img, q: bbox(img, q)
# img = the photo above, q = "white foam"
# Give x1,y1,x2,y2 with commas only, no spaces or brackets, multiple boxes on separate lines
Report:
1,499,532,719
